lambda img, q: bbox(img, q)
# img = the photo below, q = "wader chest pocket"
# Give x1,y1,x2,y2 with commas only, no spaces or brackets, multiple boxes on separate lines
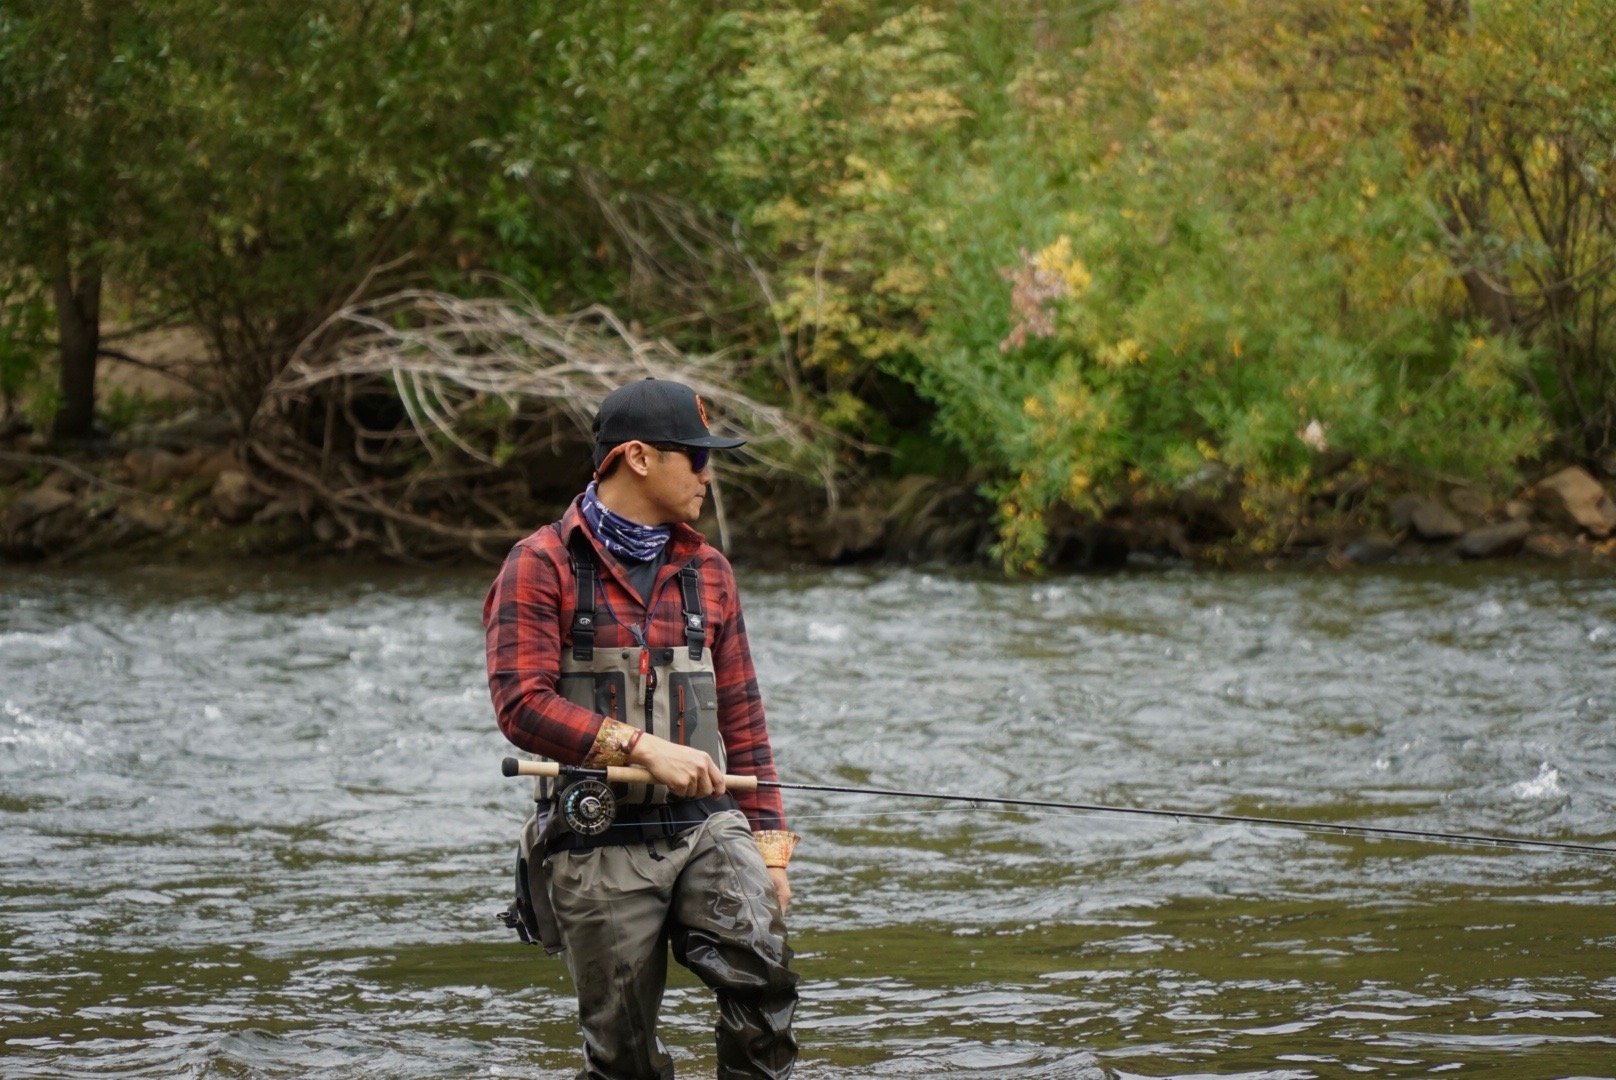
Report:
669,671,719,745
557,671,627,721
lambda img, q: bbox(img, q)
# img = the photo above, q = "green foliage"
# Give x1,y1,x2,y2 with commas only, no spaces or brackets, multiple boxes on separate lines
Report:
716,8,971,395
138,0,538,419
2,0,1607,566
0,0,186,436
0,279,49,417
1408,0,1616,455
902,0,1562,568
0,2,176,263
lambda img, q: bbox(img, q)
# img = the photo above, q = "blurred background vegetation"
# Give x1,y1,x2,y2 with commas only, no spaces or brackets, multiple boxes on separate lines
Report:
2,0,1613,566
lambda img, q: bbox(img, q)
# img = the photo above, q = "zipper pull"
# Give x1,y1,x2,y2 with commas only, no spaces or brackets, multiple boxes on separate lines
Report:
640,647,657,705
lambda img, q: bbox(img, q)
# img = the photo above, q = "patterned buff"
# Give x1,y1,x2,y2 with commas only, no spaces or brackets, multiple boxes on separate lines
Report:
580,481,671,563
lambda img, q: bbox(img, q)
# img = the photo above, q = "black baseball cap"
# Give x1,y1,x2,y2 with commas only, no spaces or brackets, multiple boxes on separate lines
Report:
592,378,746,467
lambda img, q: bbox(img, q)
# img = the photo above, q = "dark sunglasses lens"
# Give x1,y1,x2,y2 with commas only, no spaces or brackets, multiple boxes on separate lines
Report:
687,448,710,472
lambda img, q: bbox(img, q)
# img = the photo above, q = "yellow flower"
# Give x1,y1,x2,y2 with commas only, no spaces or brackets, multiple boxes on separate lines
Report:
1032,235,1093,297
1097,337,1146,368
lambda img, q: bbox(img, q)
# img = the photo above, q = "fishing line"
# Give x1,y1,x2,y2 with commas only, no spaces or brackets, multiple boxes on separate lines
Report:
768,807,976,825
757,777,1616,857
502,758,1616,858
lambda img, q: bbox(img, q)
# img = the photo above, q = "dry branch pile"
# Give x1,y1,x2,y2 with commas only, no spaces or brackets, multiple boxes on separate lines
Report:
246,289,837,560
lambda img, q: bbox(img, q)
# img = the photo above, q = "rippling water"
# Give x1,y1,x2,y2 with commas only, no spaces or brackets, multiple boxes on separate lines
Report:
2,560,1614,1078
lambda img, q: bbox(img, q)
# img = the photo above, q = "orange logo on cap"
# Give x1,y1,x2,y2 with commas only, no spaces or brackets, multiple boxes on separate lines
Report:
695,394,710,430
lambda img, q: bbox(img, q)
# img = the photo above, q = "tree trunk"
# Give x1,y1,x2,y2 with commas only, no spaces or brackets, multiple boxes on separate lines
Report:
51,254,102,441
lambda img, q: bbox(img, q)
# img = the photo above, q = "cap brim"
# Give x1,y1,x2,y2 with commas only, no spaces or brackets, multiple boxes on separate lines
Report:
675,434,747,449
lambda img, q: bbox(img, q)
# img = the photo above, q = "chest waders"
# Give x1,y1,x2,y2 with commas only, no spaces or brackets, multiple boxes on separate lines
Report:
545,528,727,803
502,527,730,951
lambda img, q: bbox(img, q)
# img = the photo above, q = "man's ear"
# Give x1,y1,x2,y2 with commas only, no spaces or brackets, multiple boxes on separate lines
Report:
621,441,654,477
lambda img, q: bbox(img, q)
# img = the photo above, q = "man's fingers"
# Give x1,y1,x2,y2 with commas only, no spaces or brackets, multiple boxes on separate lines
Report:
640,738,720,799
768,868,791,913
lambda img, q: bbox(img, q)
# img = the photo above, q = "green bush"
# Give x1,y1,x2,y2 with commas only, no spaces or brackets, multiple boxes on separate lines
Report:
898,0,1553,567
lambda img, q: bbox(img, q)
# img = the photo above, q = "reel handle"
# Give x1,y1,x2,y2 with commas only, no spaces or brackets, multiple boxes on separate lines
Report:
501,756,760,793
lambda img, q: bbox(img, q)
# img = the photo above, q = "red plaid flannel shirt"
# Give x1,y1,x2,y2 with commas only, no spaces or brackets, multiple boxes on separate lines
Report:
483,498,790,838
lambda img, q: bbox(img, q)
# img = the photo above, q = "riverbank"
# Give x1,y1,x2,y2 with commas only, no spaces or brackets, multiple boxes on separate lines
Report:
3,410,1614,572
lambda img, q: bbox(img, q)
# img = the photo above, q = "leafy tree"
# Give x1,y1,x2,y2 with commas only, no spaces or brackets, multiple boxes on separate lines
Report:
1408,0,1616,456
143,0,535,423
0,2,179,440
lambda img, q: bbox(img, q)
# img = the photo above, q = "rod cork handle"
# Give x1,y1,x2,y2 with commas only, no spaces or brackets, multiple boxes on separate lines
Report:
500,756,759,792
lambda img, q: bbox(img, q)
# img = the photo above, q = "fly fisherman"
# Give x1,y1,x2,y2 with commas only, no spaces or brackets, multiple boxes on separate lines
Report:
483,378,799,1079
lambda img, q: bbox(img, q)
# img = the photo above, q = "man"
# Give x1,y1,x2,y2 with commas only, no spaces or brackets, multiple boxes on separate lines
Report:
484,377,798,1080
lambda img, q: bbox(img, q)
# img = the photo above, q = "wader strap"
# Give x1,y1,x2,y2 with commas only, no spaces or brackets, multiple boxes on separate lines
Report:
567,529,598,662
678,562,705,661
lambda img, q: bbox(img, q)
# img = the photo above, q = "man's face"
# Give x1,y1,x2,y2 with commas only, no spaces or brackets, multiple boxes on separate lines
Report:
643,444,712,525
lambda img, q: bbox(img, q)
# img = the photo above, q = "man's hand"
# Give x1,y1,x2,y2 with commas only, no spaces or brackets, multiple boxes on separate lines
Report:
628,732,725,799
768,867,791,914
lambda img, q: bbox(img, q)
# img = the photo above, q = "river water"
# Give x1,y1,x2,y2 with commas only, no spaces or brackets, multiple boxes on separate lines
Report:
2,559,1614,1078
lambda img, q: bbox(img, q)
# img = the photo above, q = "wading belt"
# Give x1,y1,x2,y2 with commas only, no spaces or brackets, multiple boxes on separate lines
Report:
545,794,738,855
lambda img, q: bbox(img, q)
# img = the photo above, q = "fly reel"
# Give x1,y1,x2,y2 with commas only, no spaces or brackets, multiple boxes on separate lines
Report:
560,777,616,836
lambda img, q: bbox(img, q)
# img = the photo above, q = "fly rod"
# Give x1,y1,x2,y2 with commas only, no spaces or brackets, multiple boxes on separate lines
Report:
501,757,1616,858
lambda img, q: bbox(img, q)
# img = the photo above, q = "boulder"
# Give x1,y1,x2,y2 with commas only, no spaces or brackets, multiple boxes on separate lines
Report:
1458,520,1532,559
2,486,76,533
1341,532,1399,565
39,468,78,494
211,470,266,524
1409,501,1473,543
1388,495,1424,530
1,485,90,556
1532,466,1616,537
182,446,239,483
122,446,185,486
1503,498,1534,521
1448,486,1492,520
1523,532,1577,560
115,501,178,540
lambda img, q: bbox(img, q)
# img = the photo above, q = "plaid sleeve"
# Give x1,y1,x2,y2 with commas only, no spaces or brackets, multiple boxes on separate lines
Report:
707,551,789,836
483,539,609,764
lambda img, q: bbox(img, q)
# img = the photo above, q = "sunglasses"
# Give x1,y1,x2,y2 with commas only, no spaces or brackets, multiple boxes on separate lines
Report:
650,443,710,472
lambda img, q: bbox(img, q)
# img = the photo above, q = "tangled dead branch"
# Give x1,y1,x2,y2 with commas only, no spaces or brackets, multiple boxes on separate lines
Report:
248,289,839,560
